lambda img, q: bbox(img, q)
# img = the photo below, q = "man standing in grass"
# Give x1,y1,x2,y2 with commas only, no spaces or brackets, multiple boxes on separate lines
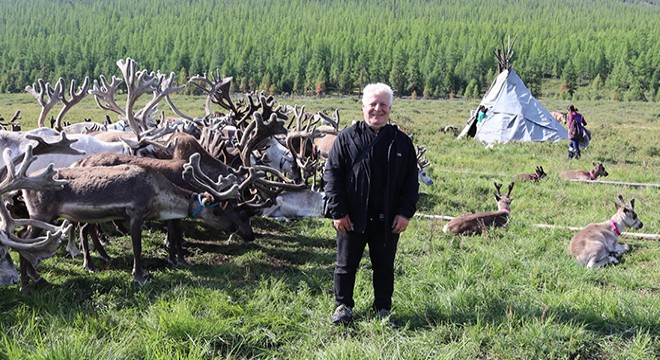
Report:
323,83,419,326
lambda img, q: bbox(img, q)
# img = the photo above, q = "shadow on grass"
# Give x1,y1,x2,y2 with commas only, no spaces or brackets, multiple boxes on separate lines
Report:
0,216,337,326
402,291,660,340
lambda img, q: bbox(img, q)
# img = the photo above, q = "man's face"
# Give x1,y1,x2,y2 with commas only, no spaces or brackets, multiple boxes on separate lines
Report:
362,91,391,130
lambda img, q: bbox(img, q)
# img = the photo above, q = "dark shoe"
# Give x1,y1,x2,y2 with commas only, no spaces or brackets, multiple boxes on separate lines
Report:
575,151,581,160
567,151,574,159
377,308,390,320
332,304,353,325
377,308,398,328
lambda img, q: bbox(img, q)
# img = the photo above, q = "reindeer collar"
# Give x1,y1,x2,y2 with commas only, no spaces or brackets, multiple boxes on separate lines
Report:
589,171,596,180
498,207,510,213
610,219,621,236
191,193,219,218
530,174,538,181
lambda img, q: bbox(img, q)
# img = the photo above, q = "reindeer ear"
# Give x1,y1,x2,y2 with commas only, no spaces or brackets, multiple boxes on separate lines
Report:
630,198,635,209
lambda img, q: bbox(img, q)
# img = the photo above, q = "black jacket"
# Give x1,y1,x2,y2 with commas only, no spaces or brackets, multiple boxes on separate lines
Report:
323,121,419,234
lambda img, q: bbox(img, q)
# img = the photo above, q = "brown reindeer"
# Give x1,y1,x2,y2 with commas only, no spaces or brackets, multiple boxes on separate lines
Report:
568,195,643,268
21,157,241,286
514,166,547,182
443,182,514,235
72,150,257,270
550,111,567,124
559,162,608,181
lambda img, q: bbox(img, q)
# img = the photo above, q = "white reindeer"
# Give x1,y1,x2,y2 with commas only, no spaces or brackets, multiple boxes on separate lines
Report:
568,195,643,268
260,189,324,221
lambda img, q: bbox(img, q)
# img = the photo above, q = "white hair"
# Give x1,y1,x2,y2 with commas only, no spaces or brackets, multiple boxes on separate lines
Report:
362,83,393,107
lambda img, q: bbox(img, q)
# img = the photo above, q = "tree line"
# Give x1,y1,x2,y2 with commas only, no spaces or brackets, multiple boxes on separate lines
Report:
0,0,658,101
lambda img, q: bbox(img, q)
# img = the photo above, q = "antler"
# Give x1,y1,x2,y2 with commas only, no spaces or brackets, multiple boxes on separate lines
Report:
0,146,67,195
54,77,90,131
617,194,630,209
26,133,84,157
182,153,241,202
416,145,431,168
135,70,187,125
188,71,237,116
316,109,341,131
25,78,65,128
238,112,288,167
506,182,514,197
89,74,126,117
494,182,503,196
0,146,72,266
0,134,82,180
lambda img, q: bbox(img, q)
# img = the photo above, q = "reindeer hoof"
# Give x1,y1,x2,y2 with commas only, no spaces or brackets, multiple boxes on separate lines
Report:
83,263,96,273
177,258,190,267
21,277,52,293
132,272,150,286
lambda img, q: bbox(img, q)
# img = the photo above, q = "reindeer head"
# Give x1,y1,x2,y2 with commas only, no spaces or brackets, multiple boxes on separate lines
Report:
416,145,433,186
493,182,514,212
614,195,643,230
535,166,547,179
0,246,19,286
592,162,608,178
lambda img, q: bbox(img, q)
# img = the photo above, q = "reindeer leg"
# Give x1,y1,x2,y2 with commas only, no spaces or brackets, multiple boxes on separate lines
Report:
130,217,148,285
112,220,129,238
170,219,189,266
612,243,630,256
18,226,49,290
587,255,616,269
80,223,95,272
18,255,50,291
90,224,112,262
18,255,32,290
165,220,177,266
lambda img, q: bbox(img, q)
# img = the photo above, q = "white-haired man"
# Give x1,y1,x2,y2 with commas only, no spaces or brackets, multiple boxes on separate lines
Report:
324,83,419,326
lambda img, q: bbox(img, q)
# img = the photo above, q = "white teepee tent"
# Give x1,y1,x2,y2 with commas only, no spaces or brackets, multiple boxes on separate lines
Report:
458,37,568,144
457,69,568,144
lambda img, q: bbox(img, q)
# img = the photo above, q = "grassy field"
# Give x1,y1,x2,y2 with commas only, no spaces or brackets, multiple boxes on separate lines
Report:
0,93,658,359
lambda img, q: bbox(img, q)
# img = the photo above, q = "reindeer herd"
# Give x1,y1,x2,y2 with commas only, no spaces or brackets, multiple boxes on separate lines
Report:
0,58,645,289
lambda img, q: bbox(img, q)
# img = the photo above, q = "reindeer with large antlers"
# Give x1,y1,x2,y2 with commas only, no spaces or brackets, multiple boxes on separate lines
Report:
416,145,434,187
0,146,72,288
21,153,242,285
443,182,515,235
568,195,643,268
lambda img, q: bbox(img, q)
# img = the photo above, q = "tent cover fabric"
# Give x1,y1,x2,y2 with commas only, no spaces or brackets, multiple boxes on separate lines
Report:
457,69,568,144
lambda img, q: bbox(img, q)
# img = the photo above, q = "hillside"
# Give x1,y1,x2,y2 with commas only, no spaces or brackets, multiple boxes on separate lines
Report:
0,0,658,100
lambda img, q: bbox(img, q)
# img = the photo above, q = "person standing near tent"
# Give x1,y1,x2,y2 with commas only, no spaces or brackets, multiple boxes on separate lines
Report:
324,83,419,326
476,105,488,123
567,104,587,159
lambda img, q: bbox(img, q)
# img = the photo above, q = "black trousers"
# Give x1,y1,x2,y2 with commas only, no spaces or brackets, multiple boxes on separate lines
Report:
334,219,399,311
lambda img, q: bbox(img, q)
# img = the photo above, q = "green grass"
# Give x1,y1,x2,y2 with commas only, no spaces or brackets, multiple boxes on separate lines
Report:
0,94,658,359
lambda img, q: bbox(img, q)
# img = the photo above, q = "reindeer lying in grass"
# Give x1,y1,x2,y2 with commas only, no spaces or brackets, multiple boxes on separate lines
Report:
559,161,608,181
568,195,643,268
443,182,514,235
514,166,546,182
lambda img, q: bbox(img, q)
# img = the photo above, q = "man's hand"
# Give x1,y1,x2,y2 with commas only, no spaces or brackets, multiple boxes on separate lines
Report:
333,215,354,233
391,215,410,234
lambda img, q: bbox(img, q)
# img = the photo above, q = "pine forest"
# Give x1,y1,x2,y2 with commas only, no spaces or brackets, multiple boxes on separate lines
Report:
0,0,658,101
